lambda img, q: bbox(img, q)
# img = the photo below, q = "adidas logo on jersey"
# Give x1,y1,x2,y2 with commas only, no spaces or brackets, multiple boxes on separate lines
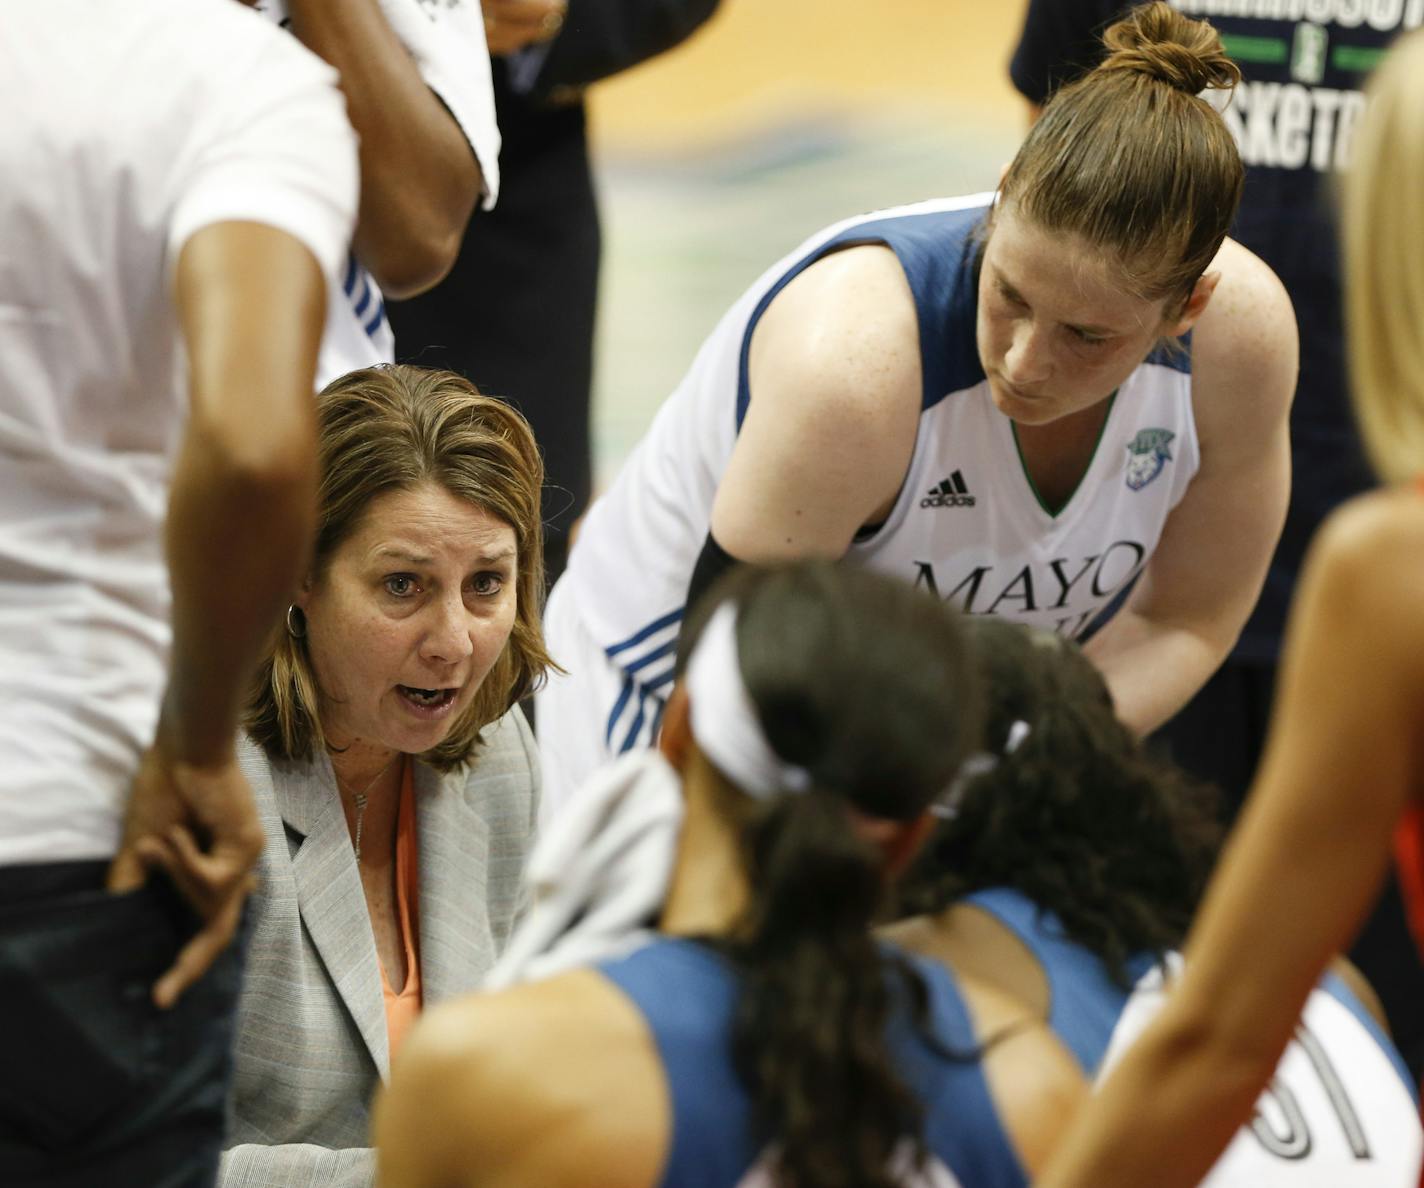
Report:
921,470,976,509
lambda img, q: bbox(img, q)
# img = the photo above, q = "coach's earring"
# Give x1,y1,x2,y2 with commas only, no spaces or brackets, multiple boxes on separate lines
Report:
286,605,307,639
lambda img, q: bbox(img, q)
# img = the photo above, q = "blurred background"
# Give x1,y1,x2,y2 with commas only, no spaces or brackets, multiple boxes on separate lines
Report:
582,0,1030,485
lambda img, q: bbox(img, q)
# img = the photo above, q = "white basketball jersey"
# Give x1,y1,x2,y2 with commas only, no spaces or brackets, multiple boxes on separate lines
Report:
1103,960,1423,1186
564,195,1200,695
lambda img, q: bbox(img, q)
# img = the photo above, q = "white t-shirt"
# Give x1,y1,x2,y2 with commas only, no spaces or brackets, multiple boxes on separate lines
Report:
0,0,359,865
253,0,502,384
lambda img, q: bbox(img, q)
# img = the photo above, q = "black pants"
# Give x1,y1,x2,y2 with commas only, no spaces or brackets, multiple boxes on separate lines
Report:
1153,659,1424,1081
0,861,244,1188
387,90,600,590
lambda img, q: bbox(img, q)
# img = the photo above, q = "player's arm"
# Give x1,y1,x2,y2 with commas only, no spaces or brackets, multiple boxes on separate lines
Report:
705,245,923,573
287,0,482,296
1083,241,1296,735
107,223,327,1006
1040,488,1424,1188
376,973,669,1188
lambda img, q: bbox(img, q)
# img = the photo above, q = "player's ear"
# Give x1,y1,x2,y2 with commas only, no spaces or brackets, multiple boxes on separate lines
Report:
850,809,936,879
657,683,693,773
1166,270,1221,336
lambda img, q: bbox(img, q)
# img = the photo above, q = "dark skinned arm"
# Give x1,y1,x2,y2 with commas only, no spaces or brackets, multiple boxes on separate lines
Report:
287,0,483,297
107,221,326,1007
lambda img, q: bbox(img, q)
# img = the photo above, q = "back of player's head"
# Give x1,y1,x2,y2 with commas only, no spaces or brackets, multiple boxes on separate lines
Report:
894,618,1221,984
672,560,981,1188
676,559,980,821
1344,28,1424,483
998,1,1243,306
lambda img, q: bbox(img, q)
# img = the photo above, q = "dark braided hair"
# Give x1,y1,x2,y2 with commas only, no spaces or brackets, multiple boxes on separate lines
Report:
676,561,982,1188
895,618,1221,985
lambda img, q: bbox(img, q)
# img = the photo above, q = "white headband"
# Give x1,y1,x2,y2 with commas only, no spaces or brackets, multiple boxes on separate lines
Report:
932,718,1032,819
684,600,813,798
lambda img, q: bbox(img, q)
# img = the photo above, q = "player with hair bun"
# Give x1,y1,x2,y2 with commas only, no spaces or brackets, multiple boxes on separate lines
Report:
537,2,1298,816
1041,27,1424,1186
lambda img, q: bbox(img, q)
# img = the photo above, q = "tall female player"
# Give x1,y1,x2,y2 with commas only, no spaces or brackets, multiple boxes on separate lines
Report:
536,3,1296,816
1040,27,1424,1187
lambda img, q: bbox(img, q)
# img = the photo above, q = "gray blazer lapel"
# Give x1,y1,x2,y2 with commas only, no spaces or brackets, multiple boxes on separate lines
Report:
275,754,391,1081
416,762,496,1006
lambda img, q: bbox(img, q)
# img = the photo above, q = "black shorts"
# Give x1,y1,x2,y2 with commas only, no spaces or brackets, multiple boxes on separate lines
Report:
0,860,245,1188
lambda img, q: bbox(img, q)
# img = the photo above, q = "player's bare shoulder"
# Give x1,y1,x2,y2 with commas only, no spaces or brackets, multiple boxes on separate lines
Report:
1314,487,1424,620
380,970,669,1188
1189,238,1299,438
748,242,923,428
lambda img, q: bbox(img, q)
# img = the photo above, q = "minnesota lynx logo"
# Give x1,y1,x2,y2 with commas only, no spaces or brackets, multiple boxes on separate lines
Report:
1125,428,1175,492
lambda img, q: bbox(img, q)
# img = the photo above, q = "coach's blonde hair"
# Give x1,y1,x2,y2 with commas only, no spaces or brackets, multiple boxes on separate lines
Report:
1344,30,1424,484
245,365,554,769
998,2,1243,305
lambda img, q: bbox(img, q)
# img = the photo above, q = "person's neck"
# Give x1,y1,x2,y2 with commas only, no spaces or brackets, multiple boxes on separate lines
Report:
326,737,404,866
329,737,401,794
659,764,751,938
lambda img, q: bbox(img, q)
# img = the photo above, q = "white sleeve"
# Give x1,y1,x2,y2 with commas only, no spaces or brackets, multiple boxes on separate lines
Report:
374,0,502,208
167,41,360,286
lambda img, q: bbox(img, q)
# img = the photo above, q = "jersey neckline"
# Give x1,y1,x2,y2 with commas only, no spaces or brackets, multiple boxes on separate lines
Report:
1009,391,1119,519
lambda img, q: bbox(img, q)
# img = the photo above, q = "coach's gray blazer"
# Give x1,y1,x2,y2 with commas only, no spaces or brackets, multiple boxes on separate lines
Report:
218,708,539,1188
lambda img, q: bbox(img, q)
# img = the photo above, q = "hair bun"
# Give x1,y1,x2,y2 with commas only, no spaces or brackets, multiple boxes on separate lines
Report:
1099,1,1240,93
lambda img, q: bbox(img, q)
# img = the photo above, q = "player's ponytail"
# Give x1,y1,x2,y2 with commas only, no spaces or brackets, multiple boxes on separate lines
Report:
997,0,1243,306
677,562,981,1188
725,788,934,1188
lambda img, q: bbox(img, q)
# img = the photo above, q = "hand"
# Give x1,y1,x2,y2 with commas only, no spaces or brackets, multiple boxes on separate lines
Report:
106,743,265,1009
484,0,567,56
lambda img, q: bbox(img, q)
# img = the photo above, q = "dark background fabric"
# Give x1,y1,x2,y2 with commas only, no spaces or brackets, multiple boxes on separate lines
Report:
389,0,720,585
0,862,244,1188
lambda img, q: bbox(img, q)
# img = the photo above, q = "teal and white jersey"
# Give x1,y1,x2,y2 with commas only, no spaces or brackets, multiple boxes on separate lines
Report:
849,340,1195,641
543,195,1200,804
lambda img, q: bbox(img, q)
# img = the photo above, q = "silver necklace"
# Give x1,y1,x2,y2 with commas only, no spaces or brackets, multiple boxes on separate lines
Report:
337,753,401,863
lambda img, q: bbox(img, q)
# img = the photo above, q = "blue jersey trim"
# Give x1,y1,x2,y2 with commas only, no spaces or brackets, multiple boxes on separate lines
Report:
646,666,678,691
625,639,677,676
339,254,389,344
603,608,683,753
734,205,990,433
364,297,387,339
618,688,654,754
1320,971,1419,1106
1144,333,1192,376
353,274,374,319
606,607,685,659
965,887,1157,1075
605,675,635,747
